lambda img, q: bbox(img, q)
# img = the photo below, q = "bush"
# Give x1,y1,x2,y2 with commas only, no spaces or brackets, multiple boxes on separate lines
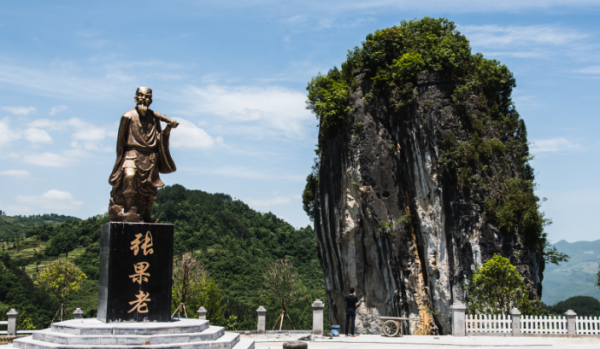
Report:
464,254,539,315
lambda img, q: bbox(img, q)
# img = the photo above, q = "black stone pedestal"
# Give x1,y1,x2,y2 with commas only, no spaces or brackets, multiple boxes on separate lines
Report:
97,222,174,322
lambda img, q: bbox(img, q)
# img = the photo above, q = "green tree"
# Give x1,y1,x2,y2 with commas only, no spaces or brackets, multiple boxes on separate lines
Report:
198,278,226,324
45,231,77,256
543,244,570,265
302,173,318,221
35,259,86,321
17,311,36,330
263,258,306,330
464,254,538,316
171,252,209,318
306,67,352,136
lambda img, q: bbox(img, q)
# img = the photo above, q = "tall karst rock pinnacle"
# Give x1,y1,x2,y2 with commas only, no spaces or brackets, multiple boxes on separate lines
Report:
303,18,548,335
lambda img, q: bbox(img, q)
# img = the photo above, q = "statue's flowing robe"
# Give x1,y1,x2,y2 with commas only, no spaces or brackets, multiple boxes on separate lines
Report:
109,108,176,199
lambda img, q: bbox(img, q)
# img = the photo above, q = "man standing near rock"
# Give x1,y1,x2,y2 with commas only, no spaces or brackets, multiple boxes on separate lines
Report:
345,288,361,337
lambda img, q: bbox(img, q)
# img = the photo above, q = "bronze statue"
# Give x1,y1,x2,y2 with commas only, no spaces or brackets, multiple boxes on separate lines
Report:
108,87,179,222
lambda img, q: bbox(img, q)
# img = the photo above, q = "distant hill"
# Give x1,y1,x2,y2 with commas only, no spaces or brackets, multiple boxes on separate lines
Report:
0,212,80,239
543,296,600,316
542,240,600,305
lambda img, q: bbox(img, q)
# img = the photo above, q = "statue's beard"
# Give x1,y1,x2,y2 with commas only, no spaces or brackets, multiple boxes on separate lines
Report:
136,103,148,117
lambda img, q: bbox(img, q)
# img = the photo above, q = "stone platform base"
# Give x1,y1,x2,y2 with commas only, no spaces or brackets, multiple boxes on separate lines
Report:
12,318,254,349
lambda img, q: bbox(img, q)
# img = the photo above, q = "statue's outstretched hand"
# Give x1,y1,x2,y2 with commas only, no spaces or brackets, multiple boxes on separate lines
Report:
170,121,180,129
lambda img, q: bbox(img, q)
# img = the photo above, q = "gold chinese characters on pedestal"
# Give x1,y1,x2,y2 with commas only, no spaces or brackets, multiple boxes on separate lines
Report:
108,87,179,222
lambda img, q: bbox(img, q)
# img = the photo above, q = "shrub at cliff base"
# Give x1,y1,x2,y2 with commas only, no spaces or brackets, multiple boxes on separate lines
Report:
463,254,539,315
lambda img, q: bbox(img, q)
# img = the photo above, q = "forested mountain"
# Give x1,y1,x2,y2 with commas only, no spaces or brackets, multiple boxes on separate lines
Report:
543,296,600,317
0,185,327,330
0,213,79,241
542,240,600,305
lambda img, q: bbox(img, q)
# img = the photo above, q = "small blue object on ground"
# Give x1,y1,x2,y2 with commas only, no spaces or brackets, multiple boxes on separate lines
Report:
331,325,340,337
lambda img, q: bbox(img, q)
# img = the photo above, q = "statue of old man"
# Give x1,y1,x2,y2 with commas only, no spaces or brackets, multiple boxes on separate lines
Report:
108,87,179,222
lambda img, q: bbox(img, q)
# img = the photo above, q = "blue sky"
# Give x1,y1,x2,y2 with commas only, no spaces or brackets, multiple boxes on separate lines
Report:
0,1,599,243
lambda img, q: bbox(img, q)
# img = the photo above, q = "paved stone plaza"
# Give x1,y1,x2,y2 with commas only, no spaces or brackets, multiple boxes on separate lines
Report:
245,334,600,349
0,318,253,349
3,333,600,349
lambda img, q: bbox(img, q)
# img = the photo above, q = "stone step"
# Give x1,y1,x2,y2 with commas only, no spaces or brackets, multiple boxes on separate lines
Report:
32,326,224,346
50,319,209,336
13,332,241,349
231,339,254,349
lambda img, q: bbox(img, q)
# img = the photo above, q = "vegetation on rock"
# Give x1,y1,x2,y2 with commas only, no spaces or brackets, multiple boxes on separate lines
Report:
304,16,549,256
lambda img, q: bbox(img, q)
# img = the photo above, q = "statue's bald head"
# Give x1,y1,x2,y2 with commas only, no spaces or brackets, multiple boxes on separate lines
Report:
134,87,153,115
136,87,152,95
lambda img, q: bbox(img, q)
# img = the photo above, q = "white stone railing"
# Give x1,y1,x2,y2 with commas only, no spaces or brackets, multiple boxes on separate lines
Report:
453,303,598,336
466,314,512,334
255,299,325,335
576,316,600,335
521,315,567,334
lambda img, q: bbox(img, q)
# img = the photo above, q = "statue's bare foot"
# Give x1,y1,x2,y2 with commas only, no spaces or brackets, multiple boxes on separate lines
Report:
123,206,143,222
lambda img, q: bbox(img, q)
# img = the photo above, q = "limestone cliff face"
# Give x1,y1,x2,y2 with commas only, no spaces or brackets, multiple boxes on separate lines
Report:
313,70,544,335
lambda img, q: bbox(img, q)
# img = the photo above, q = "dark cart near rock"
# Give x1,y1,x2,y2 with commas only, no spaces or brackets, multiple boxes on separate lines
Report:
380,316,422,337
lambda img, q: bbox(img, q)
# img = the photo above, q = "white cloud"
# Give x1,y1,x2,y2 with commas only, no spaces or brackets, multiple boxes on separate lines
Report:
28,117,116,151
573,66,600,75
49,105,68,115
200,166,273,180
188,85,313,138
0,62,121,100
0,170,31,178
461,25,588,48
459,25,591,59
1,106,36,115
246,195,294,207
202,0,600,14
0,59,183,101
191,165,304,182
23,149,87,167
337,0,600,12
530,138,581,153
0,117,22,147
23,128,52,144
16,189,83,210
71,123,110,142
170,118,221,149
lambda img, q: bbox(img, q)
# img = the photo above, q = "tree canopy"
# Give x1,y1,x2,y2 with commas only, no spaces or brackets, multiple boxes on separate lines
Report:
464,254,539,315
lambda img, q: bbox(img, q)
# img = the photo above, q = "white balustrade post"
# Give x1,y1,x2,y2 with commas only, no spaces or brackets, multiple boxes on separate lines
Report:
312,299,324,335
73,308,84,320
451,302,467,336
197,307,207,320
510,308,521,336
257,306,267,334
565,309,577,336
7,309,17,336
